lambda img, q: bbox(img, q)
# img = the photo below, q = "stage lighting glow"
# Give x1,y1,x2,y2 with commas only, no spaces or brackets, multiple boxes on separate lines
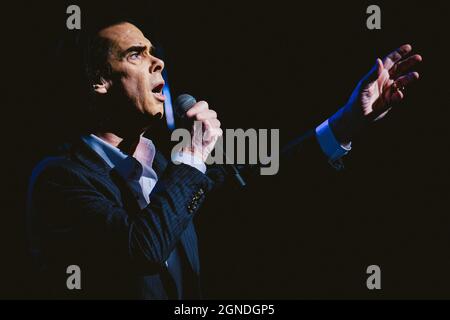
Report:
162,70,175,131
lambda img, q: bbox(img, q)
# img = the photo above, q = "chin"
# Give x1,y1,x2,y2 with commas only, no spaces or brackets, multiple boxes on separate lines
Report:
142,105,164,121
153,104,165,118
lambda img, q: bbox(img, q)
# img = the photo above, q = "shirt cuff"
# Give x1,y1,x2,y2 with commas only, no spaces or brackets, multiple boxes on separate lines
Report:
171,151,207,174
315,119,352,162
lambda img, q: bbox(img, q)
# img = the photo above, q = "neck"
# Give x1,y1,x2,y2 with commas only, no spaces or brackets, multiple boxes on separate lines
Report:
93,111,154,154
95,130,144,155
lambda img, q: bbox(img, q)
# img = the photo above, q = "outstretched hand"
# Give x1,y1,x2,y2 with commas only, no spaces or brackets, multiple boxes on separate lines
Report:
330,44,422,144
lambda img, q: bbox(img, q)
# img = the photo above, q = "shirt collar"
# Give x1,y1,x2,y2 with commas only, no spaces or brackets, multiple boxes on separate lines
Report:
81,134,156,180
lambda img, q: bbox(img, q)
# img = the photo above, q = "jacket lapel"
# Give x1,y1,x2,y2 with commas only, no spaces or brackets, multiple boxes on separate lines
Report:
71,138,112,176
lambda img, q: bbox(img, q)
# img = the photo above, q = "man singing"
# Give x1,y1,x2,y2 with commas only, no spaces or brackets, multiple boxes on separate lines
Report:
27,19,421,299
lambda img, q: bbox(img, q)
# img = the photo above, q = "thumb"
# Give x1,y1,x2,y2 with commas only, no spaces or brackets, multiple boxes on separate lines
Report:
375,58,383,77
363,58,383,85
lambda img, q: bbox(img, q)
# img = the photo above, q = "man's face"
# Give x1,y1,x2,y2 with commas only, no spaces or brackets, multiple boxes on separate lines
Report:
98,22,165,121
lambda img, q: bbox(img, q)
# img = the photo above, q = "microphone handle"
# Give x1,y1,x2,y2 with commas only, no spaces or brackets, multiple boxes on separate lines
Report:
221,151,246,188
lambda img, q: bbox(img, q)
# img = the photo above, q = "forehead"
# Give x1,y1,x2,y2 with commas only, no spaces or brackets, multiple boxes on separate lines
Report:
98,22,152,53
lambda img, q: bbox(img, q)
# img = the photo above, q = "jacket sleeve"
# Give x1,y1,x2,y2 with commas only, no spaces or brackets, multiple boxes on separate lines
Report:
231,129,343,185
30,160,214,271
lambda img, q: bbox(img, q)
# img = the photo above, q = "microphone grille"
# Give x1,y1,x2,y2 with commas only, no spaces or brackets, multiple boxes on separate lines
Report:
174,94,197,118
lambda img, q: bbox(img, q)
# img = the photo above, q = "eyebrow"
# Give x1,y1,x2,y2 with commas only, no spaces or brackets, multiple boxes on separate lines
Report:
121,44,155,58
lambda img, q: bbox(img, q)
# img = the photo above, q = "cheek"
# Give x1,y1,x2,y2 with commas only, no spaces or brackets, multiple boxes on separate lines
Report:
135,73,151,98
116,67,157,112
119,76,137,97
120,74,148,101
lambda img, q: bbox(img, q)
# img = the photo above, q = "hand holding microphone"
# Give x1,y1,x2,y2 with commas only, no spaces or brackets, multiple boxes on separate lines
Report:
174,94,246,187
175,95,223,162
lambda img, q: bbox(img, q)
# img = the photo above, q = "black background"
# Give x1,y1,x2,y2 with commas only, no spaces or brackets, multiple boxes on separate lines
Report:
1,0,449,299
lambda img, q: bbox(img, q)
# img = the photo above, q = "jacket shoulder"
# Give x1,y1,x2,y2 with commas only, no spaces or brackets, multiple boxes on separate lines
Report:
28,154,96,192
31,155,82,178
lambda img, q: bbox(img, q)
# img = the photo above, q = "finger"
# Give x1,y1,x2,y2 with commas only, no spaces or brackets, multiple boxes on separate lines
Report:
208,127,223,137
195,109,217,121
186,101,209,118
390,54,422,78
394,71,420,88
376,58,384,77
390,88,404,103
369,58,384,81
203,118,221,129
204,126,223,141
383,44,412,70
362,58,384,84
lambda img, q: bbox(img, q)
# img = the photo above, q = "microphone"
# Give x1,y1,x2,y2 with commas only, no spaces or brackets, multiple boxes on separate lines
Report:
174,94,246,188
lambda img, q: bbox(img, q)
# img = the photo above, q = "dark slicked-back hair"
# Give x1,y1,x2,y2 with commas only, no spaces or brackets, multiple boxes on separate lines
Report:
80,18,135,96
76,18,129,130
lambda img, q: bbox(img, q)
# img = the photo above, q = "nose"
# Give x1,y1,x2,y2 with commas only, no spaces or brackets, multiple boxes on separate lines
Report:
150,56,164,74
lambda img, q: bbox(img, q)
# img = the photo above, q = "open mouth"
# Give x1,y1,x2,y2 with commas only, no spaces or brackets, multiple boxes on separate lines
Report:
151,82,165,102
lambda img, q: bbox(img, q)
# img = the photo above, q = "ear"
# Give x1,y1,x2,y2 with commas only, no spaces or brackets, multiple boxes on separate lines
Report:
92,77,111,94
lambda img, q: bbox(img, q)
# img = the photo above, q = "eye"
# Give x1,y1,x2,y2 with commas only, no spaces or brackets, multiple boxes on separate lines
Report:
129,52,141,61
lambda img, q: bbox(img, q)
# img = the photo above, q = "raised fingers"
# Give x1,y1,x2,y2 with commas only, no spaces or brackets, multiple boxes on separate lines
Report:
383,44,412,70
390,54,422,78
394,71,420,89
